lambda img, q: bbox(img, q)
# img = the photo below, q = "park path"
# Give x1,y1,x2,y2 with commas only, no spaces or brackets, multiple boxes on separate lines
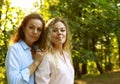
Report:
74,70,120,84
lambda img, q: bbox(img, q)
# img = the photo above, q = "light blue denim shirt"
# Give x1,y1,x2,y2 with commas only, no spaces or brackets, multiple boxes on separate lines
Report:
5,40,34,84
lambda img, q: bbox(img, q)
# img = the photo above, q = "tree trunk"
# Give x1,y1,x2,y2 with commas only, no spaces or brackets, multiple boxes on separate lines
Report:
81,63,87,75
118,45,120,68
74,61,81,78
96,62,104,74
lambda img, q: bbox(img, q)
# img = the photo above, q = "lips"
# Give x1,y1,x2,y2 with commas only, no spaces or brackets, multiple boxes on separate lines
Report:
56,37,63,41
30,36,39,41
31,35,39,38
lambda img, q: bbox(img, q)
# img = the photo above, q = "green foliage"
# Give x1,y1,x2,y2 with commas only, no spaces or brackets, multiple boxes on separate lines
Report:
0,0,25,67
0,67,7,84
42,0,120,76
0,2,27,83
1,0,120,82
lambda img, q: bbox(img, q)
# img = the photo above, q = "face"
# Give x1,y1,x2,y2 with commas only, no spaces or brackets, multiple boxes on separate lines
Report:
23,19,43,46
51,21,66,46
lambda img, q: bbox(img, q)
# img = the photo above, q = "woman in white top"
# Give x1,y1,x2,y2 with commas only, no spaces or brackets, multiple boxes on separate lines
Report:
35,18,74,84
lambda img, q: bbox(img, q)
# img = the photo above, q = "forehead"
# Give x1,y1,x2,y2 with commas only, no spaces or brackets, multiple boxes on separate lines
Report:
53,21,66,29
27,19,43,26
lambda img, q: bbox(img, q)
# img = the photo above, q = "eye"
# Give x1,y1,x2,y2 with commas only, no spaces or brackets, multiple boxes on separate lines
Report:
29,25,34,29
61,29,66,32
37,28,42,32
52,29,57,32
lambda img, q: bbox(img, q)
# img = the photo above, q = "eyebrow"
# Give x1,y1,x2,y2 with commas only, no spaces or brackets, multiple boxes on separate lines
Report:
29,24,35,26
54,26,66,29
29,24,42,28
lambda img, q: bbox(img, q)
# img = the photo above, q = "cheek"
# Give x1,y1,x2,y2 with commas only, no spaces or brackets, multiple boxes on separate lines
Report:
37,33,41,37
64,33,67,41
51,38,54,45
64,33,67,38
23,27,29,35
64,36,67,42
23,31,27,37
24,31,29,37
51,33,55,38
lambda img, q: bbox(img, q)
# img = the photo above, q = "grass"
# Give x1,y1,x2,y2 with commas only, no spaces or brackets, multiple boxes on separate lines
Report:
74,70,120,84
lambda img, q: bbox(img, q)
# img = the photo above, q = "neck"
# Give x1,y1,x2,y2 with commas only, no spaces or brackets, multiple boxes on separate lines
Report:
24,39,33,48
54,44,63,53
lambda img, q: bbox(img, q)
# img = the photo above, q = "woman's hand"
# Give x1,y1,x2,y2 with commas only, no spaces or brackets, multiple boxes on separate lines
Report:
29,49,46,77
34,49,45,66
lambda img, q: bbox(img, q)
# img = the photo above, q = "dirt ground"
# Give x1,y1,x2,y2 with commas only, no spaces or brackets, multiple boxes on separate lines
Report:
74,70,120,84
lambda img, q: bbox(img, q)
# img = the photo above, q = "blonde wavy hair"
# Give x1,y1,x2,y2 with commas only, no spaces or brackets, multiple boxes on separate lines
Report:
39,18,72,63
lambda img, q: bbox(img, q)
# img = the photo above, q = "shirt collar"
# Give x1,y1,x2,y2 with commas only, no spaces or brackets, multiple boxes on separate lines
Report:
19,39,30,50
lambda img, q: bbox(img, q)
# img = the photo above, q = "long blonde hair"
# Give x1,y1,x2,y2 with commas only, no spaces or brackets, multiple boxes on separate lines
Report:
39,18,73,63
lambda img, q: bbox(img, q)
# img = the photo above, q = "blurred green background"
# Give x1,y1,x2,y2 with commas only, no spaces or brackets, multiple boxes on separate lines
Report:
1,0,120,83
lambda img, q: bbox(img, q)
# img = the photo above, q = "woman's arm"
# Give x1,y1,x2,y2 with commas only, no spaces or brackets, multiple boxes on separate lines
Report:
28,51,43,77
5,45,44,84
5,46,30,84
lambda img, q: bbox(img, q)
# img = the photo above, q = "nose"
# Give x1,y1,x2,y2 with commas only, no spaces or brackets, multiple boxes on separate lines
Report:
34,29,37,33
58,30,62,34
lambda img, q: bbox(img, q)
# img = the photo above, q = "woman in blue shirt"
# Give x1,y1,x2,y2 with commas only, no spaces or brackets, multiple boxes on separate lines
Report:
5,13,45,84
